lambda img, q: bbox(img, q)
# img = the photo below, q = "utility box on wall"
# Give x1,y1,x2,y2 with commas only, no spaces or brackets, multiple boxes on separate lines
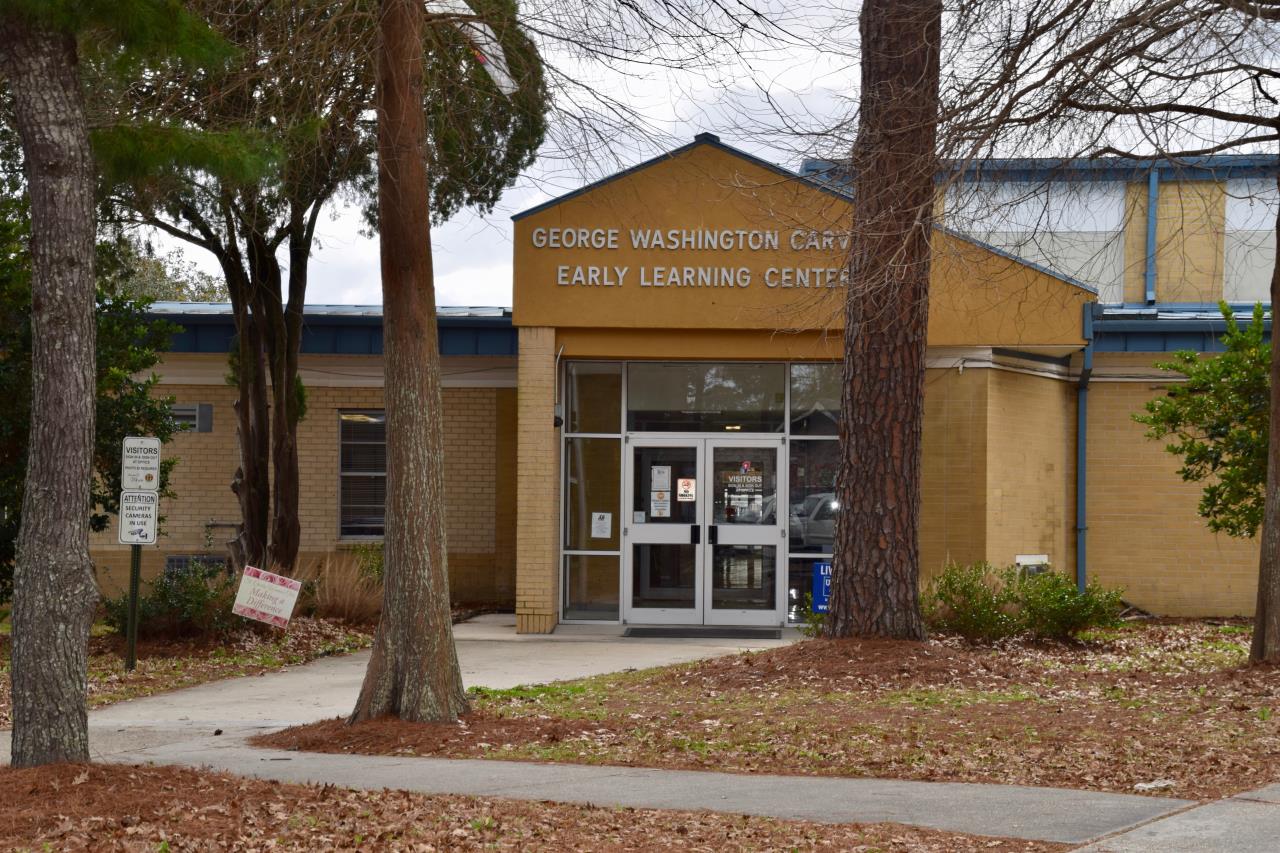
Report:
1015,553,1051,577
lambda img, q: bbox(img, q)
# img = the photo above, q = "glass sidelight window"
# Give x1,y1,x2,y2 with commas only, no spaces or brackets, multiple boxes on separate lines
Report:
562,363,624,622
564,554,620,620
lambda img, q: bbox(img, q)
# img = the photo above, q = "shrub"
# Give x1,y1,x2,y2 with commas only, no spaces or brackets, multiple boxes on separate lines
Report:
922,562,1021,641
103,560,238,640
1017,570,1124,640
349,542,384,583
922,561,1124,642
798,592,825,638
295,552,382,625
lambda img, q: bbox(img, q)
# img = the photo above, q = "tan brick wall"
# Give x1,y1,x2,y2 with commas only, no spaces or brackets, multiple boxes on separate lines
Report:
984,370,1077,573
515,327,560,633
1087,368,1257,616
90,358,516,606
1124,180,1226,304
920,367,989,583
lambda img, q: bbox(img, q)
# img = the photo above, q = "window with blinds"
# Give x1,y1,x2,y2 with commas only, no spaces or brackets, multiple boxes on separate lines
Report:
339,411,386,538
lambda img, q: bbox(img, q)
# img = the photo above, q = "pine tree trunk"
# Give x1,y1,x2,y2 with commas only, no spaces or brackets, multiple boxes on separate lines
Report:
349,0,467,723
0,17,99,766
826,0,941,640
1250,172,1280,663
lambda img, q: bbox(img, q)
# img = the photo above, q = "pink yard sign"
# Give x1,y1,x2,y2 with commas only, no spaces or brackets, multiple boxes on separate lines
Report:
232,565,302,629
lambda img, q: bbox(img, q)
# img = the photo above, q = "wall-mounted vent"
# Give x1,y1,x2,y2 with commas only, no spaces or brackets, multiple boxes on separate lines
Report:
171,403,214,433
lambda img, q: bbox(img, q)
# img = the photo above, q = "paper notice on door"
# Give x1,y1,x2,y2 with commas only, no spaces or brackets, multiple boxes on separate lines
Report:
633,510,646,524
650,490,671,518
590,512,612,539
650,465,671,491
677,478,696,502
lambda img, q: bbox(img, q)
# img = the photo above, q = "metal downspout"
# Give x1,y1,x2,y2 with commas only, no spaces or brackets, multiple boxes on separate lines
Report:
1075,305,1095,592
1144,168,1159,305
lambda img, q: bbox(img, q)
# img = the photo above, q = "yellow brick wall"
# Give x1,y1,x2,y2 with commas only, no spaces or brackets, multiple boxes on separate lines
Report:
984,369,1077,573
1087,367,1257,616
515,327,560,633
90,363,517,606
919,367,989,583
1124,180,1226,303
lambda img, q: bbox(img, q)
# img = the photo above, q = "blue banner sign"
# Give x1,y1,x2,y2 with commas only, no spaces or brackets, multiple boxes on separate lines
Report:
812,561,832,613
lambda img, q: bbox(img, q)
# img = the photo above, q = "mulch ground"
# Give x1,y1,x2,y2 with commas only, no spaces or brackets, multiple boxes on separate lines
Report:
0,763,1067,851
259,620,1280,801
0,617,373,728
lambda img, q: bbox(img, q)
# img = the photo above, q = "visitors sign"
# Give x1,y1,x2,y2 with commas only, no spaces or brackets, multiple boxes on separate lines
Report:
121,436,161,491
117,491,158,545
232,565,302,629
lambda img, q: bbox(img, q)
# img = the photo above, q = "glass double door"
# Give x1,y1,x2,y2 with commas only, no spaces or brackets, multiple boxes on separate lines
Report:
624,437,783,626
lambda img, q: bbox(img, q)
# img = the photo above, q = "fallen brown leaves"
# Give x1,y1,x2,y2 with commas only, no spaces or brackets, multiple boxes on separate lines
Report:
0,617,372,729
259,621,1280,801
0,763,1066,851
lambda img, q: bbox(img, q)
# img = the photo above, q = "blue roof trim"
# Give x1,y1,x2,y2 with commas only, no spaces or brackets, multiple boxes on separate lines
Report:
1092,304,1271,352
802,153,1280,185
511,133,851,222
158,306,517,357
934,224,1099,294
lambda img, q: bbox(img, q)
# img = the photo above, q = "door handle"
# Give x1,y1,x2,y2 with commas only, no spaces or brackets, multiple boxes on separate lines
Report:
690,524,700,545
709,525,718,545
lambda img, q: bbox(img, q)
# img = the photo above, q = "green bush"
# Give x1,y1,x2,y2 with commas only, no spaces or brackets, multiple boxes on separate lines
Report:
799,592,826,638
922,561,1123,642
349,542,384,583
1017,570,1124,640
921,562,1021,641
103,560,238,640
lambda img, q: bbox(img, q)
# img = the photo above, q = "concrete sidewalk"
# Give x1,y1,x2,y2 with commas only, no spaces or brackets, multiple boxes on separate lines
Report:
103,735,1193,846
6,614,1277,849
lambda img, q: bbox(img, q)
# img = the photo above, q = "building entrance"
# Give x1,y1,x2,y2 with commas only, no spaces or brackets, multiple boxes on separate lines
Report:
624,436,784,626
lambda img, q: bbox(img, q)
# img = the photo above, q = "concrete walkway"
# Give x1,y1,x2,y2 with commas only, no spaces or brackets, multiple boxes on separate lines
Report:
7,614,1277,849
104,736,1192,845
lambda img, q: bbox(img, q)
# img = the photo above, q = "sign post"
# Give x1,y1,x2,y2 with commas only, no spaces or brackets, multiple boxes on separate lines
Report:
118,437,160,671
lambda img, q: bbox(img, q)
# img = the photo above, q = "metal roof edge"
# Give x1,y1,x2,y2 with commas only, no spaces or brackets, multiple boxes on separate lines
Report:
510,133,850,223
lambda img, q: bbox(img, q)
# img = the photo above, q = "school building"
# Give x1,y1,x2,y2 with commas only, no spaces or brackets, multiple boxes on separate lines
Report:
90,134,1275,632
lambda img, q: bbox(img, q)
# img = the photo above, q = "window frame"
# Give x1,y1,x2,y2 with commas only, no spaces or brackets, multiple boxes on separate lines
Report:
338,409,387,540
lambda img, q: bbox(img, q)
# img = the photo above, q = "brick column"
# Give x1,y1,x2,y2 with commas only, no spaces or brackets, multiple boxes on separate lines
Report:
515,326,560,633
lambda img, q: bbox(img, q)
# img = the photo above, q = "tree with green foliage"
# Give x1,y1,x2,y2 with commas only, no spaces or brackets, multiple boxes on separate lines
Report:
104,0,547,576
1136,303,1270,539
0,0,222,767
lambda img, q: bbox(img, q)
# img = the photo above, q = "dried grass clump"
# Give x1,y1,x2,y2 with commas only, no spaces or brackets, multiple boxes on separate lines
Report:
295,552,382,625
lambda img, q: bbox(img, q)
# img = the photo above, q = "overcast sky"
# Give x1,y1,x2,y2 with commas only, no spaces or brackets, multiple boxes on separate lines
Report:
157,5,858,308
